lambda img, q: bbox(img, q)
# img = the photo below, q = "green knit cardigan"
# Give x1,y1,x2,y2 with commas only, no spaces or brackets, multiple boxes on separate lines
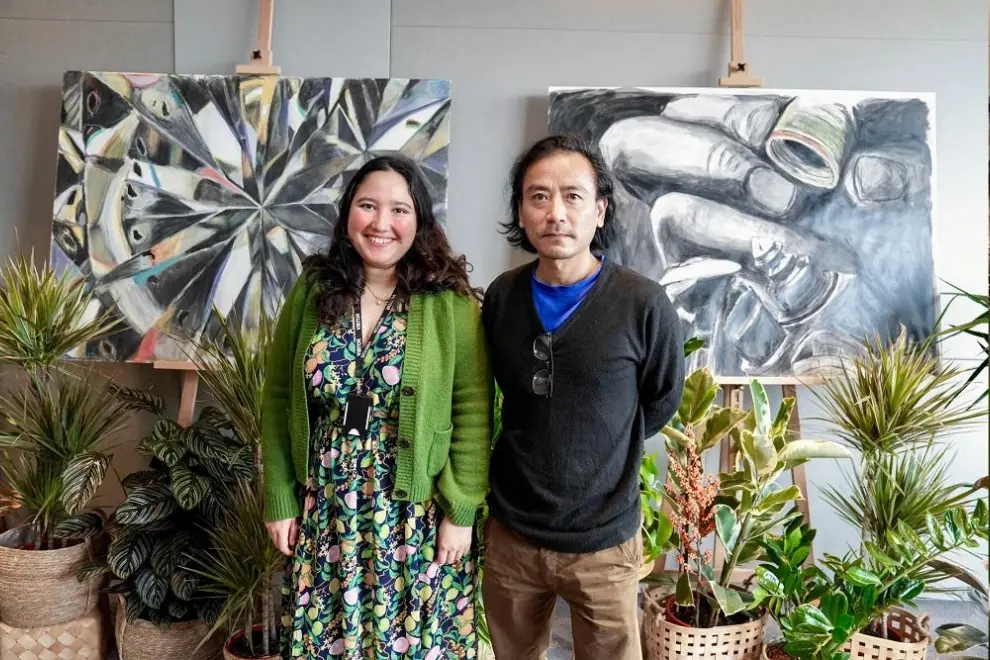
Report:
261,273,494,527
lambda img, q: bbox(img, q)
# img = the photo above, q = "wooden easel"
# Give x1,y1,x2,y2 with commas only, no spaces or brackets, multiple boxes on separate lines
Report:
154,0,281,429
708,0,814,579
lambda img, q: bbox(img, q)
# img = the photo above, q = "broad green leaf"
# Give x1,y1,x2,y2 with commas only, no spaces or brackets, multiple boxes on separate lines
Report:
676,571,694,607
114,483,176,527
134,566,168,609
714,504,740,554
771,397,796,445
54,511,104,539
711,582,751,615
169,463,210,510
108,385,164,415
778,440,853,463
60,452,111,515
843,566,882,587
108,532,153,580
683,336,704,357
170,569,198,601
750,380,771,436
699,407,749,453
679,369,718,427
798,604,833,632
756,485,802,515
934,624,989,653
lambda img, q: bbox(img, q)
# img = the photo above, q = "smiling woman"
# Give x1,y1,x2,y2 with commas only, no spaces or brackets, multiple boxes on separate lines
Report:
260,154,493,659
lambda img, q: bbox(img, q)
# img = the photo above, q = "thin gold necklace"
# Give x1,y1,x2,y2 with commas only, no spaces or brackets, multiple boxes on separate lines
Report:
364,282,395,306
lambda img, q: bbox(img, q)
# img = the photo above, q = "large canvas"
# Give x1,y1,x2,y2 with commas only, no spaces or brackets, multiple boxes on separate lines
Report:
549,86,938,380
51,72,451,362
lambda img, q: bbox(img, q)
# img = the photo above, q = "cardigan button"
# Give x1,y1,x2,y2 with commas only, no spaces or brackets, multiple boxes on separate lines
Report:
395,489,408,498
398,437,411,449
401,386,416,397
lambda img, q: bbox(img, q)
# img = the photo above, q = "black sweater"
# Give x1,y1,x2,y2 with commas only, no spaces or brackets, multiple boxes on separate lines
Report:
481,259,685,553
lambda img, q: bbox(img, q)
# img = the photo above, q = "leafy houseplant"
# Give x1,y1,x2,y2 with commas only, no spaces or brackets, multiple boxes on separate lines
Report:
91,388,255,627
935,280,988,407
183,313,284,659
814,331,988,605
660,370,852,629
0,254,125,628
755,499,989,660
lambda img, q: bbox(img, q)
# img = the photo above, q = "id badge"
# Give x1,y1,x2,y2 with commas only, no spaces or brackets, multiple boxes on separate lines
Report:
343,393,374,439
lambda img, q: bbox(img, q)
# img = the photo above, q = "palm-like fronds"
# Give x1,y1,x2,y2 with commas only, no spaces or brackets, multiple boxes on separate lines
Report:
184,483,282,656
936,281,988,407
191,310,271,452
0,253,120,370
0,374,129,542
811,330,986,458
823,443,982,586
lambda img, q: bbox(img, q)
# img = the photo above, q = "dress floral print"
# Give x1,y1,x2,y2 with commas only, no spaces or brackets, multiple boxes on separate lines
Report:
281,300,479,660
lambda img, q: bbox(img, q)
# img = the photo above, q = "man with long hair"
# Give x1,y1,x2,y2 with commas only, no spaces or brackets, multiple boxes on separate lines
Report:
481,135,685,659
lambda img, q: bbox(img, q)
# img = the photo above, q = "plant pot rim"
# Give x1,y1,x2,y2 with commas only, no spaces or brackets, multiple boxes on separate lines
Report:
225,624,281,660
656,590,767,630
0,526,88,553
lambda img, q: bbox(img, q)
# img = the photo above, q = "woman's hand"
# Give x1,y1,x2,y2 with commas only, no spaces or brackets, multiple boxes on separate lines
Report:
266,518,299,557
436,516,472,565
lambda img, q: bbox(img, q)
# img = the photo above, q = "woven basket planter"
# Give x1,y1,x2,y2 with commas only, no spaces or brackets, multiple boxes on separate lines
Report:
114,596,223,660
0,607,109,660
843,608,930,660
222,626,279,660
0,526,101,628
642,587,766,659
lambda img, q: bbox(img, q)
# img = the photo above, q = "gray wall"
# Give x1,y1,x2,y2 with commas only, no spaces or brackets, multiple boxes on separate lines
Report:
1,0,986,575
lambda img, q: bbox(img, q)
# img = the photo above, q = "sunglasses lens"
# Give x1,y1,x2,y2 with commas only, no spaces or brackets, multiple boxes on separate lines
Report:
533,335,551,361
532,370,551,396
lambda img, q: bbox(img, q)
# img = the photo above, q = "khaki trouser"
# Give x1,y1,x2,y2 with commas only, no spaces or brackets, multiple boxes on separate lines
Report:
481,517,643,660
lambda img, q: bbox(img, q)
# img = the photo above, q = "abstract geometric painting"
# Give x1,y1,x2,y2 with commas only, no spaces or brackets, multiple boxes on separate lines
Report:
51,72,451,362
549,86,938,380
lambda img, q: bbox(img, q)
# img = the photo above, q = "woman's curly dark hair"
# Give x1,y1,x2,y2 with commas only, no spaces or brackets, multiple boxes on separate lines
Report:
500,134,618,254
302,154,481,325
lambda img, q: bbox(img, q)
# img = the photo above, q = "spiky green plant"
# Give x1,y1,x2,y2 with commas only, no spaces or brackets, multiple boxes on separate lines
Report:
936,280,988,407
0,374,130,545
183,309,279,654
812,330,985,459
0,252,119,371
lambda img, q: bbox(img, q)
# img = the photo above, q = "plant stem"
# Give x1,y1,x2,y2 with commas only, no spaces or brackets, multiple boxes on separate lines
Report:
263,579,273,656
694,536,704,628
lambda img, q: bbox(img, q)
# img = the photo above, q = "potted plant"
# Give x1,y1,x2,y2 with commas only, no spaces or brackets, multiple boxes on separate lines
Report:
639,451,675,581
0,254,125,631
641,370,851,659
87,387,254,660
183,313,283,660
813,331,988,653
754,499,988,660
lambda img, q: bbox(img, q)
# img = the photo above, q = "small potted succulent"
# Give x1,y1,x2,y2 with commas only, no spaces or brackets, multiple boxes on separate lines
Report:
641,370,851,660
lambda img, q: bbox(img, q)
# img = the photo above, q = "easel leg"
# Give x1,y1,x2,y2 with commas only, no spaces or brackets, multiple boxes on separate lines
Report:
176,370,200,427
713,384,744,575
782,384,814,567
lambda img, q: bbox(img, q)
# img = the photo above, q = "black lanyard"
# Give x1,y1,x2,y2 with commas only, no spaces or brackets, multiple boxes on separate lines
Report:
352,293,397,393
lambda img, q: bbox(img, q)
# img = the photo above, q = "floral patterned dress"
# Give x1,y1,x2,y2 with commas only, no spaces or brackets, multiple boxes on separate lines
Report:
281,300,479,660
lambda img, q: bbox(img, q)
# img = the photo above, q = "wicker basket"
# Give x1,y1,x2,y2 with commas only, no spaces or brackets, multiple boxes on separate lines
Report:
843,608,930,660
0,527,101,628
114,596,223,660
642,587,766,659
0,607,109,660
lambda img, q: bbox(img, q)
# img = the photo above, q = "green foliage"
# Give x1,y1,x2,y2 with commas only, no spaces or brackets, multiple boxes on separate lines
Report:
0,253,120,370
756,501,989,660
99,402,254,626
935,280,988,407
0,374,129,543
662,370,851,626
640,452,674,565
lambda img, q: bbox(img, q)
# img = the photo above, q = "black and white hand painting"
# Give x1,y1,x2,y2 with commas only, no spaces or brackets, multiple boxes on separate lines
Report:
549,87,939,380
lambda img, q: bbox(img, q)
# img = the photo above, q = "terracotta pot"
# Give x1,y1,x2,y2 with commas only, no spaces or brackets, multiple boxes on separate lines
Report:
223,625,280,660
0,526,102,628
642,587,766,660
